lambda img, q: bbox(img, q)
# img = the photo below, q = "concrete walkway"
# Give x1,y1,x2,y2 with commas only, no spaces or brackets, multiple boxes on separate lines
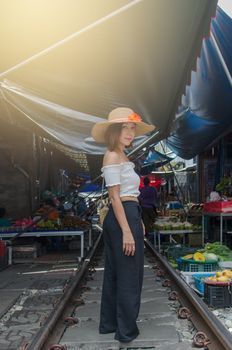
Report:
60,256,194,349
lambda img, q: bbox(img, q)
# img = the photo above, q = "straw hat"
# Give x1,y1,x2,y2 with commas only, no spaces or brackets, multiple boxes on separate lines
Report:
91,107,155,143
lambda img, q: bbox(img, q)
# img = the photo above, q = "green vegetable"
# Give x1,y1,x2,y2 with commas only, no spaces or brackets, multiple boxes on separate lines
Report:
203,242,232,261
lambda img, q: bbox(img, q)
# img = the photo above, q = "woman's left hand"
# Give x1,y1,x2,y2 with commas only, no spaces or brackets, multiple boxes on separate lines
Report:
122,231,136,256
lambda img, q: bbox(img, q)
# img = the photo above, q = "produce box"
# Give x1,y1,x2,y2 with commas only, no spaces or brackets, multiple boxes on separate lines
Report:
203,201,232,213
177,257,218,272
204,281,232,308
193,273,216,294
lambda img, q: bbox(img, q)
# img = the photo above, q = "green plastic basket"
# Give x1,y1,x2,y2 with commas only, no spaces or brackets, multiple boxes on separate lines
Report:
177,257,218,272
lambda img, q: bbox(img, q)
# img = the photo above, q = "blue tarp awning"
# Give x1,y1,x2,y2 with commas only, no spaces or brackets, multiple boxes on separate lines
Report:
167,7,232,159
139,150,175,176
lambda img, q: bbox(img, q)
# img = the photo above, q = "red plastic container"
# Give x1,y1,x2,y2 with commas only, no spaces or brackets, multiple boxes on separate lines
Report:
203,201,232,213
0,241,7,257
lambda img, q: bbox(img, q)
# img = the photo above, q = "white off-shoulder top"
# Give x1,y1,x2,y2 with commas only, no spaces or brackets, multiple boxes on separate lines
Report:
101,162,140,197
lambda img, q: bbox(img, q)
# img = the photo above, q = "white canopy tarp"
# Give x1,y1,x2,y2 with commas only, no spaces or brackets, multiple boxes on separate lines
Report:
0,0,217,154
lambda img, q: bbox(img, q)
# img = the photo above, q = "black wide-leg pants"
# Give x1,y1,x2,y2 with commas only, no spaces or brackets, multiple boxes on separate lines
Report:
99,201,144,343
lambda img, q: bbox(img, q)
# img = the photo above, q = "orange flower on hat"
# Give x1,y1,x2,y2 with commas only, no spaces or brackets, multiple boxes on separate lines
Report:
128,113,142,122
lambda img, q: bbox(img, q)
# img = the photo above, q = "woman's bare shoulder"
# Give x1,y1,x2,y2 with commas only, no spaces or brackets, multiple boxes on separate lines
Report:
103,151,121,166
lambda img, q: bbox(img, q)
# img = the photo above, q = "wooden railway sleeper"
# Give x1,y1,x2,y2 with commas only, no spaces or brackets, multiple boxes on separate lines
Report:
193,331,211,348
178,306,192,319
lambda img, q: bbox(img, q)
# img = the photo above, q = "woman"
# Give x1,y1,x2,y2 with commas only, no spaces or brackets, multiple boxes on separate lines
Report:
91,107,155,343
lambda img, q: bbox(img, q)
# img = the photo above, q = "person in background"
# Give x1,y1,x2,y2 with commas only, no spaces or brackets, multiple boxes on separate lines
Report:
36,198,59,221
139,177,158,235
0,207,11,227
91,107,155,343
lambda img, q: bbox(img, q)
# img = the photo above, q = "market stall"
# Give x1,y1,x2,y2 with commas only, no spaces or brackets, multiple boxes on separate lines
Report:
202,201,232,245
0,228,91,262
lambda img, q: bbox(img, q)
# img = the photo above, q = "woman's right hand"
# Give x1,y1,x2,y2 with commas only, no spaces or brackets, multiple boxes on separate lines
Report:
122,230,135,256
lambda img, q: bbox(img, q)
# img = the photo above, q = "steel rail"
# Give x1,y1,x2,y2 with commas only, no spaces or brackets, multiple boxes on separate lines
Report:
145,239,232,350
26,228,103,350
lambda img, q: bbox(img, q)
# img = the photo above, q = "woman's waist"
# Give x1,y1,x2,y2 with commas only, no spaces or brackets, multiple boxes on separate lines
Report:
120,196,138,203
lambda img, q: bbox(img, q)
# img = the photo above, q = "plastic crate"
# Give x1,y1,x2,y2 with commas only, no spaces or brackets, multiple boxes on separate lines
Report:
193,273,216,294
177,257,218,272
180,271,217,287
204,282,232,308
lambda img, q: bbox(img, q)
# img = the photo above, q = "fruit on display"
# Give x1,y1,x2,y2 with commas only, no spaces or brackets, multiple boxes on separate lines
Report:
203,252,218,261
182,254,194,260
181,250,220,262
154,220,193,231
61,216,90,230
37,220,57,229
14,218,36,228
206,269,232,283
217,276,230,282
222,269,232,278
13,215,90,232
193,252,206,262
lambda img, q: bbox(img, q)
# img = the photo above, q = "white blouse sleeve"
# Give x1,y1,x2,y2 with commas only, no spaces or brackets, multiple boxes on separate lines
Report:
102,164,121,187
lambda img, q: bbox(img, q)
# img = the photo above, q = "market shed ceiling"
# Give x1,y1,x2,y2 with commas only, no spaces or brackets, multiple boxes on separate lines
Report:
0,0,217,154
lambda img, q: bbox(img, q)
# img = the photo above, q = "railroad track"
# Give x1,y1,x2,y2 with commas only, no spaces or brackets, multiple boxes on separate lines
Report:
24,228,103,350
15,232,232,350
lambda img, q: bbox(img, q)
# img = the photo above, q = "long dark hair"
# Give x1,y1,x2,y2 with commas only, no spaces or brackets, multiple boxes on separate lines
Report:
105,123,133,151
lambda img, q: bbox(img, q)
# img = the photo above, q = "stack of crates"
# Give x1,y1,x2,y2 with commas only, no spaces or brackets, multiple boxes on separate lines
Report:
204,281,232,308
